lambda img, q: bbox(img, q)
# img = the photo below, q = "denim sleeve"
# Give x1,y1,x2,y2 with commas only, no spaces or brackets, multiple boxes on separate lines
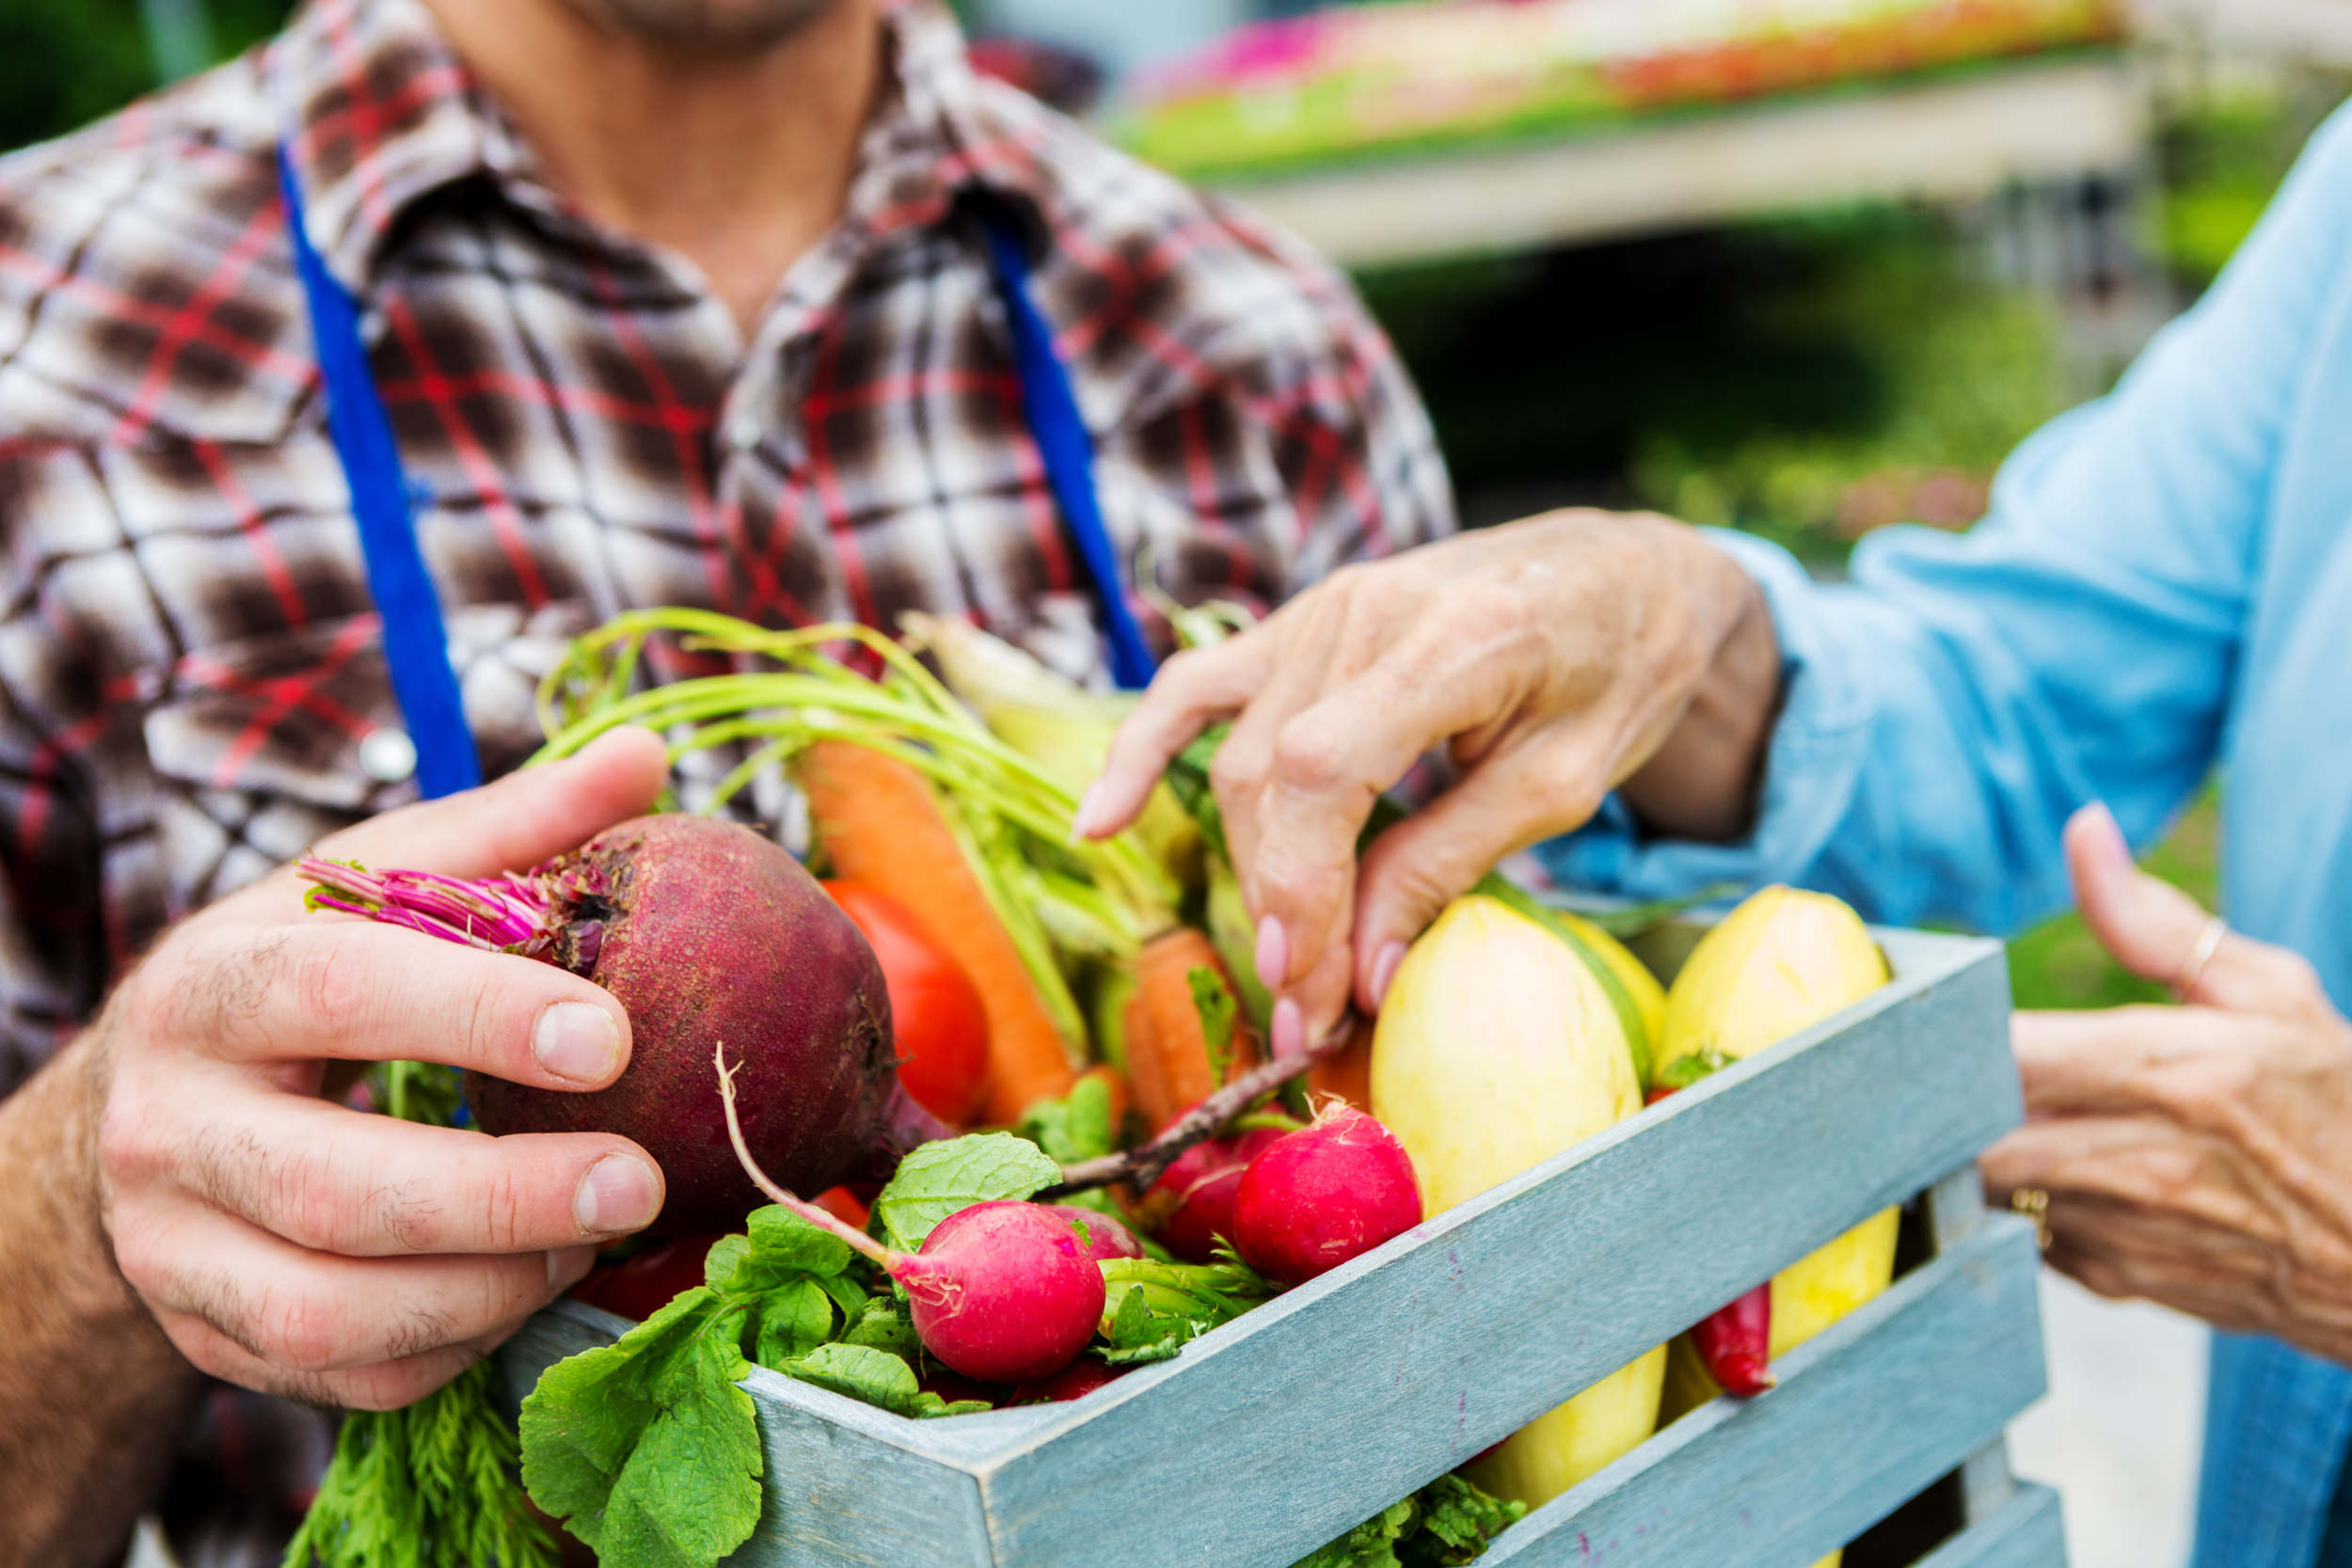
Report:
1535,105,2352,936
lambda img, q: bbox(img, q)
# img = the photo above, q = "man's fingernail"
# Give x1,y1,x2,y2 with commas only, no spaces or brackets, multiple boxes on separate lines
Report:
574,1155,661,1235
1255,917,1289,990
1070,782,1108,841
1271,998,1304,1060
533,1003,622,1085
548,1244,597,1292
1370,942,1407,1010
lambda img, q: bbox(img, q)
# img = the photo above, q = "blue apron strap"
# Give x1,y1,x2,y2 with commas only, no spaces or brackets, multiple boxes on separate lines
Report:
277,144,482,799
975,206,1160,691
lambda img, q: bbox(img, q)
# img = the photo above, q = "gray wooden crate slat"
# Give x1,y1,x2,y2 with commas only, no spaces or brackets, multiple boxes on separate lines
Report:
1914,1486,2066,1568
969,931,2016,1568
494,928,2031,1568
1480,1217,2045,1568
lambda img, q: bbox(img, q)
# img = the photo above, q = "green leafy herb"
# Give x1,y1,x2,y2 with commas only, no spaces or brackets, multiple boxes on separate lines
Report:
1015,1073,1119,1164
519,1208,878,1568
778,1343,991,1418
869,1132,1063,1253
284,1360,555,1568
285,1064,555,1568
1188,964,1240,1085
1291,1475,1528,1568
1096,1257,1276,1365
1655,1045,1733,1092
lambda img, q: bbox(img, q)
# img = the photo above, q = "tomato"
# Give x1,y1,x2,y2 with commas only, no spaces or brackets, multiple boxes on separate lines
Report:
813,1185,872,1228
823,879,991,1126
584,1235,725,1323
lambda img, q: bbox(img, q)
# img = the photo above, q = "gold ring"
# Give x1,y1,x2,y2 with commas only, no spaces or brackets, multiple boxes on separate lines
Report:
2010,1188,2052,1252
2174,914,2229,1001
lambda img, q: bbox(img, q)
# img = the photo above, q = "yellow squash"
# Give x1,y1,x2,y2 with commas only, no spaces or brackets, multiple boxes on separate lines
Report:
1373,895,1663,1509
1654,886,1897,1568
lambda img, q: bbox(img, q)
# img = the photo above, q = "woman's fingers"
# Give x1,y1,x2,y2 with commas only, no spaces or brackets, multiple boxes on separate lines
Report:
153,921,632,1091
1076,638,1276,840
2064,802,2330,1021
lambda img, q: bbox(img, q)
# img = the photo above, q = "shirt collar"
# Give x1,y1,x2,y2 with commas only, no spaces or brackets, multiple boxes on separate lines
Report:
270,0,1055,299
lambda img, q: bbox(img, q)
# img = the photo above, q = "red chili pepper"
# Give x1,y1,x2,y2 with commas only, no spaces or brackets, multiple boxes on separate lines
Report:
1691,1283,1775,1398
1649,1079,1773,1398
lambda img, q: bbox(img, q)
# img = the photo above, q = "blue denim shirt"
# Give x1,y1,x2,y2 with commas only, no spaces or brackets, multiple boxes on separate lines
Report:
1537,103,2352,1567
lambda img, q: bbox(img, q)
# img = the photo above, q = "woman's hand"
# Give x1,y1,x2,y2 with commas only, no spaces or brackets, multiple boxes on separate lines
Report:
1984,805,2352,1364
1078,510,1780,1053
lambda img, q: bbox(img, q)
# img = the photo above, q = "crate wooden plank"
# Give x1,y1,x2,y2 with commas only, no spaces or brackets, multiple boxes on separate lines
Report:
496,928,2026,1568
1915,1485,2066,1568
1479,1217,2045,1568
967,931,2017,1567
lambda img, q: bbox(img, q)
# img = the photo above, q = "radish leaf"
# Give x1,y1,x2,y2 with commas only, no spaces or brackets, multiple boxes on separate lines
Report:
871,1132,1063,1252
781,1344,992,1418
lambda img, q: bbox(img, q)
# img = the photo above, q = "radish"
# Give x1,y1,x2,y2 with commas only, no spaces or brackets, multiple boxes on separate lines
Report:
715,1047,1106,1386
1139,1128,1285,1264
1231,1106,1422,1286
1008,1360,1128,1406
299,815,949,1236
1042,1205,1146,1263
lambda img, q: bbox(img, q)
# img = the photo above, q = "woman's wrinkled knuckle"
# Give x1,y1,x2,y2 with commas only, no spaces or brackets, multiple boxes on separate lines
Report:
1209,738,1267,799
1271,714,1354,797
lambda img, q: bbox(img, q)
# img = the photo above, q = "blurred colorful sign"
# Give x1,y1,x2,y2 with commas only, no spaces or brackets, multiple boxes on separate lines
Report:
1119,0,2122,177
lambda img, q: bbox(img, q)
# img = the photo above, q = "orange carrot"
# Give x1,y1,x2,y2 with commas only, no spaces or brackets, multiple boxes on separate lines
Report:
1125,928,1263,1134
1306,1015,1376,1115
800,739,1076,1123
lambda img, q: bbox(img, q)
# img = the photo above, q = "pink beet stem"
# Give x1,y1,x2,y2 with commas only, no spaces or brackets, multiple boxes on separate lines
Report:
713,1040,902,1272
297,859,552,952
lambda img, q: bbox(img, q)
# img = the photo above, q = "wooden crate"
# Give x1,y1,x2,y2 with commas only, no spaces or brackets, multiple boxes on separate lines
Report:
499,926,2062,1568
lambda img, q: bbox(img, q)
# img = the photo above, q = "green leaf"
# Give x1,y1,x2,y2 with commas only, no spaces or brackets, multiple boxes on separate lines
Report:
1015,1073,1118,1164
752,1279,840,1370
838,1296,919,1357
870,1132,1063,1253
777,1342,956,1417
1188,964,1240,1085
519,1291,762,1568
1164,723,1232,859
1291,1475,1526,1568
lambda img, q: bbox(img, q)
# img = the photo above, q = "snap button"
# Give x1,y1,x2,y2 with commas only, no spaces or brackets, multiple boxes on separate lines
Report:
727,412,762,452
359,727,420,784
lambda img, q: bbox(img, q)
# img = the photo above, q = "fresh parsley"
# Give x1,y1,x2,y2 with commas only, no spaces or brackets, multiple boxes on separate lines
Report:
1292,1474,1528,1568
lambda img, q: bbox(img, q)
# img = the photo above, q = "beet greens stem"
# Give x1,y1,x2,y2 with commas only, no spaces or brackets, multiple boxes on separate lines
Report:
712,1041,900,1271
297,860,554,953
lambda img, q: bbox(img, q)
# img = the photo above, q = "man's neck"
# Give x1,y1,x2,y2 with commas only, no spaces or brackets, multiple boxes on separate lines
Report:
421,0,883,335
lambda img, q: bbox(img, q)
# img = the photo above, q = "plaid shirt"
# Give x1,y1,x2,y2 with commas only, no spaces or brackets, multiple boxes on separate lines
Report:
0,0,1450,1559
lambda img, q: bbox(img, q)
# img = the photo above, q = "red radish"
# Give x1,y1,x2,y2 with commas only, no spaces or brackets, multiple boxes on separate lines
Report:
1140,1128,1285,1264
1043,1205,1145,1263
1230,1106,1422,1286
824,879,992,1126
1690,1284,1775,1397
903,1201,1106,1383
1008,1361,1128,1406
716,1047,1105,1386
299,816,950,1236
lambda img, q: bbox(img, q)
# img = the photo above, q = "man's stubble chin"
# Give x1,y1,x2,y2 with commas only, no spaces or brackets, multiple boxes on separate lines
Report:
561,0,846,50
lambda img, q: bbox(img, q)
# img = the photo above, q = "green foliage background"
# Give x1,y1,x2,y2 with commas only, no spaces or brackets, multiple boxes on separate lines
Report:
0,0,290,156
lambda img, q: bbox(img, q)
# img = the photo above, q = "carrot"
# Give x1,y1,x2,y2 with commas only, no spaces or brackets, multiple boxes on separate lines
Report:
1124,928,1263,1134
1306,1015,1376,1115
800,739,1077,1123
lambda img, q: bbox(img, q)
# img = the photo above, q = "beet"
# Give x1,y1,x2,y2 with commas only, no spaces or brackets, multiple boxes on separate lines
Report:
1140,1128,1285,1264
1231,1107,1422,1286
302,815,946,1236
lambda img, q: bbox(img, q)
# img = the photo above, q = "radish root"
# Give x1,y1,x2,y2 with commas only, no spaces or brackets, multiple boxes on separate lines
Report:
714,1040,898,1270
1046,1009,1359,1196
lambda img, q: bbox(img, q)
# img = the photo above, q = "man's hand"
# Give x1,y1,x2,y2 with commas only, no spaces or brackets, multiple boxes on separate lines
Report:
95,725,672,1409
1077,511,1779,1054
1983,804,2352,1363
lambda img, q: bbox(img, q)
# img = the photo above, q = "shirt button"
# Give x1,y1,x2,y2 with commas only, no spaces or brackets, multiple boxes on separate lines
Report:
726,413,762,452
359,727,420,784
